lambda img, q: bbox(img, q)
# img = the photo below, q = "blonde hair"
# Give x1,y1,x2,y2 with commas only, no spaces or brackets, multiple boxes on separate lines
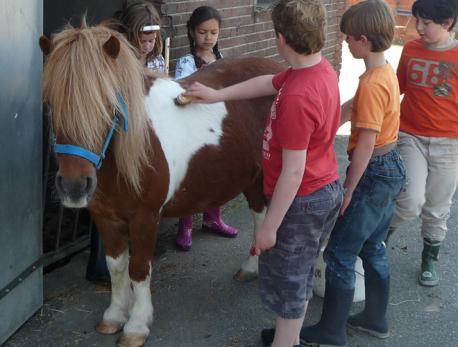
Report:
42,21,151,194
116,1,163,62
271,0,326,55
340,0,394,52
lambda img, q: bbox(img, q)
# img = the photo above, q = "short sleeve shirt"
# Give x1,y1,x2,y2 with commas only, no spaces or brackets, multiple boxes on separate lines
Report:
262,59,340,198
146,54,166,73
397,39,458,137
175,54,197,80
347,64,400,154
174,53,224,80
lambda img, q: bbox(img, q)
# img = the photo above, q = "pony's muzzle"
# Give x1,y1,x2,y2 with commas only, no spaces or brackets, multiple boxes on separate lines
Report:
56,173,97,208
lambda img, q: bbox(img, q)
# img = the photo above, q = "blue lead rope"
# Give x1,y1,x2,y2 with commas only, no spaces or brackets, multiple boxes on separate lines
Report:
54,93,129,170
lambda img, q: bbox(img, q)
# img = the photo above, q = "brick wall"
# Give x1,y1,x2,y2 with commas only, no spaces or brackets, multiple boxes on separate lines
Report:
155,0,346,75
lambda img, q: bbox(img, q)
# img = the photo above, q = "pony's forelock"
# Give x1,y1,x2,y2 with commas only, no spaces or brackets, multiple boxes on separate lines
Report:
42,23,151,194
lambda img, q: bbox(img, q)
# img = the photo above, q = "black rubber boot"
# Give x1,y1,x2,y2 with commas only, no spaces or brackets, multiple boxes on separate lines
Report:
261,285,354,346
85,228,110,283
300,284,354,347
260,328,276,346
347,265,390,338
260,328,306,347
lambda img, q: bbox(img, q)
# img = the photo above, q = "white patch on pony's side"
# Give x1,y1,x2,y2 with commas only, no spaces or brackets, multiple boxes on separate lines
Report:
145,78,228,205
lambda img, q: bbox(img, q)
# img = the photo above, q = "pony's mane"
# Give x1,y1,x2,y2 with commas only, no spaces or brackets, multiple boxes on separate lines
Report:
42,20,151,194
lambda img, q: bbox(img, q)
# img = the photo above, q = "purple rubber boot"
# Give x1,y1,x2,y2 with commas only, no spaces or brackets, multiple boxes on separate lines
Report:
203,207,238,237
176,216,193,251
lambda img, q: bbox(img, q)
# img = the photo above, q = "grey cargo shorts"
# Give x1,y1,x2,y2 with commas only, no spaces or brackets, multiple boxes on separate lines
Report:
258,180,342,319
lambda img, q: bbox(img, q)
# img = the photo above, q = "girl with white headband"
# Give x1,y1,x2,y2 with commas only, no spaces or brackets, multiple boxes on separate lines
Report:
115,0,165,73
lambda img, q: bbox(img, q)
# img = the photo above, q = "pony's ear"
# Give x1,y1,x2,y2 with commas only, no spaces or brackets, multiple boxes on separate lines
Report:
39,36,53,55
103,35,120,59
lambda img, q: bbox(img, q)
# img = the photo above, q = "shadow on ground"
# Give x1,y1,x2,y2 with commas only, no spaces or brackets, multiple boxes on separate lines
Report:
5,136,458,347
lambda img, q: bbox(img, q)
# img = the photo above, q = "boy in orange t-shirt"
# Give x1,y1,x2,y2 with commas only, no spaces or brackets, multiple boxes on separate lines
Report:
388,0,458,287
300,1,406,345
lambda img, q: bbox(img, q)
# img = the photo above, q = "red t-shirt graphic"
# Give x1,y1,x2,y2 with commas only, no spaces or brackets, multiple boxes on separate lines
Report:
262,59,340,198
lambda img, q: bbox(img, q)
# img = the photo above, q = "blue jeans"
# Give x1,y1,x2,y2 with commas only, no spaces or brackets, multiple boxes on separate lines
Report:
324,149,406,290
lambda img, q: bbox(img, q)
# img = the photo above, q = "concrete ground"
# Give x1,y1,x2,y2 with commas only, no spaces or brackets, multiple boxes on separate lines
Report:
5,44,458,347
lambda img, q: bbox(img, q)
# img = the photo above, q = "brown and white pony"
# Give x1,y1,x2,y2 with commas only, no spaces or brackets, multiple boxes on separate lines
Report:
40,22,282,347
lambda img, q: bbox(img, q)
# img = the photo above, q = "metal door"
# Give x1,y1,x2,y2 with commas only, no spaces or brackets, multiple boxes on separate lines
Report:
0,0,43,344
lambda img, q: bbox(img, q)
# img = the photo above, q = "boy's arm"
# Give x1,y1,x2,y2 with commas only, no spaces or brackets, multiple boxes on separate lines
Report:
183,75,277,103
341,128,376,215
253,148,307,253
396,47,407,95
340,98,354,126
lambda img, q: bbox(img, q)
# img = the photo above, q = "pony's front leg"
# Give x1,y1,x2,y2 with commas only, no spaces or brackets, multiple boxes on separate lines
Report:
234,208,267,282
93,218,131,335
118,212,159,347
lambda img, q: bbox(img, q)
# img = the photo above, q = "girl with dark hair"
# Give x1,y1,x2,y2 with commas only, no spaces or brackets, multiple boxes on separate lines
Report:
174,6,238,251
175,6,223,79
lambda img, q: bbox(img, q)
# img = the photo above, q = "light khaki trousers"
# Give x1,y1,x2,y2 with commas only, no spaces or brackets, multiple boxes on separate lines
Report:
391,132,458,242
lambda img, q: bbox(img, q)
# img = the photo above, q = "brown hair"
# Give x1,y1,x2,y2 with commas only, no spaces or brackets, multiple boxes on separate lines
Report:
271,0,326,55
115,1,163,62
340,0,394,52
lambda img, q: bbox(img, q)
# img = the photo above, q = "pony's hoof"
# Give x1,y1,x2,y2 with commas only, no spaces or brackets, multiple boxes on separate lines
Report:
96,320,123,335
117,334,147,347
233,269,258,282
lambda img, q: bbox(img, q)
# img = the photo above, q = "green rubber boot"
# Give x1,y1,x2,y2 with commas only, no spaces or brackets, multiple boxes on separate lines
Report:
419,238,440,287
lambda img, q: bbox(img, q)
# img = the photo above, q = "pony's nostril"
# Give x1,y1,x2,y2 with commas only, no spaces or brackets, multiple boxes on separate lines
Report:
56,175,64,192
85,175,97,197
86,176,93,192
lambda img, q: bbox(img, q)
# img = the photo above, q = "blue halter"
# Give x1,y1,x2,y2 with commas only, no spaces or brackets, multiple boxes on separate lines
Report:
54,94,129,170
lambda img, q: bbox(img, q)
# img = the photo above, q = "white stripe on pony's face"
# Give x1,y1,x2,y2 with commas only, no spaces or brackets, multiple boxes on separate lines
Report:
145,78,228,204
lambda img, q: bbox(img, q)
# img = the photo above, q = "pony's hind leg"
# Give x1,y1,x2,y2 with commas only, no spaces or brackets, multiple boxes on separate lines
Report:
118,211,160,347
234,178,267,282
234,208,267,282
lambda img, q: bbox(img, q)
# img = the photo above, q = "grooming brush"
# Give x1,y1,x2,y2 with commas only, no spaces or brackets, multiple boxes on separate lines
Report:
174,93,194,106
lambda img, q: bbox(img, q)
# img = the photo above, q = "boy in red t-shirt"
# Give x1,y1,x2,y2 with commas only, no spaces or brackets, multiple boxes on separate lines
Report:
388,0,458,288
184,1,342,345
